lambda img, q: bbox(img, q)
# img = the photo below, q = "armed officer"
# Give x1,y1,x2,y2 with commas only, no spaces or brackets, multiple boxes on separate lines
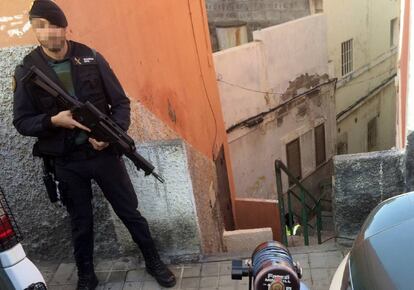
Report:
12,1,176,289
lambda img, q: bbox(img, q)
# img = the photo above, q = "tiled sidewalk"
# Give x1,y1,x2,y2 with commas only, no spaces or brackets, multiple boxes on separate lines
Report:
38,243,349,290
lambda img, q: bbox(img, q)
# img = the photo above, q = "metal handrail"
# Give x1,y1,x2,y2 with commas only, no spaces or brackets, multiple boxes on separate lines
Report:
275,160,323,246
287,189,312,211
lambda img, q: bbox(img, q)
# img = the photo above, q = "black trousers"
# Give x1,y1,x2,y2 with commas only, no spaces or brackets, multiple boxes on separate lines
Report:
54,149,155,266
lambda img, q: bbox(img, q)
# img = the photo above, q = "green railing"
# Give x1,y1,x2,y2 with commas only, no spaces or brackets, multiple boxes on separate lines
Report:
275,159,328,246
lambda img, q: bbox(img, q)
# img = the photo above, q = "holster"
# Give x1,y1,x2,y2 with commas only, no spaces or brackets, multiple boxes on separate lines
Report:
42,157,58,203
42,173,58,203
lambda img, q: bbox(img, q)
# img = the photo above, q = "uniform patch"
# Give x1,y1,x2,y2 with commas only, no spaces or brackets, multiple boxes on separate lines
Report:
12,75,16,93
73,56,97,65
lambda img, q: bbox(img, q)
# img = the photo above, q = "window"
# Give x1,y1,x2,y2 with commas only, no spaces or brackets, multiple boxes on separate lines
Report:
310,0,323,13
367,117,377,152
286,138,302,185
341,39,353,76
315,124,326,166
390,18,399,47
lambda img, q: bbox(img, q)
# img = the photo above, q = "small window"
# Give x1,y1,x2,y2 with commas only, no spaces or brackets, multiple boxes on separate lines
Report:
367,117,377,152
286,138,302,185
341,39,353,76
390,18,399,47
315,124,326,166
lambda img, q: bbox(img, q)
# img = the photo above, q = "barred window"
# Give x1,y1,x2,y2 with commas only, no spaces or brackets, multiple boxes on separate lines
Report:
341,39,353,76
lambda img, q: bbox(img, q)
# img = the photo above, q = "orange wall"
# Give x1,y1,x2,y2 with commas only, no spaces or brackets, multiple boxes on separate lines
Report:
0,0,36,47
399,0,410,147
56,0,237,206
1,0,231,162
1,0,237,217
55,1,222,158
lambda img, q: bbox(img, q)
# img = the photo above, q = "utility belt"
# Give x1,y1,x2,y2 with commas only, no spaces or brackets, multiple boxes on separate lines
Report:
40,144,118,205
56,143,99,161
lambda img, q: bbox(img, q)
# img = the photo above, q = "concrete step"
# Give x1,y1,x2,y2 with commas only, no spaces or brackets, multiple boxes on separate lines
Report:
223,228,273,253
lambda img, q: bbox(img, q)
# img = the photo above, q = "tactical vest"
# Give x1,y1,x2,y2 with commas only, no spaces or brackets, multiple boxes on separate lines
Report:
20,41,110,156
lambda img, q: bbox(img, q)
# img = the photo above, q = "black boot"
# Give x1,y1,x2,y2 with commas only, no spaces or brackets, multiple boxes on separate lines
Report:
76,261,99,290
142,247,176,288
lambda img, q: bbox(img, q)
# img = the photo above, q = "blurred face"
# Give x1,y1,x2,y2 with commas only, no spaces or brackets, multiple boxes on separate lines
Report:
31,18,66,52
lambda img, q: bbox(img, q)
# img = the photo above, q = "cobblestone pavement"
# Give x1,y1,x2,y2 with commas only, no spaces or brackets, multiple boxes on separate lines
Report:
37,243,349,290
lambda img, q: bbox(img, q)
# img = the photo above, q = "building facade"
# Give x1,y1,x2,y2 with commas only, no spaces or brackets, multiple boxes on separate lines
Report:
213,15,337,230
322,0,400,154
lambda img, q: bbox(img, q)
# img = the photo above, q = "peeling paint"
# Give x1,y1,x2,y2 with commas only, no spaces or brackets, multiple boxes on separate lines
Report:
0,14,30,39
296,103,308,117
281,73,329,101
6,21,30,37
0,15,22,22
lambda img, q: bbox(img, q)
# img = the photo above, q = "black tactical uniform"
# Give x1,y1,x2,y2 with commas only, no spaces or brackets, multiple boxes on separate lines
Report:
13,36,175,290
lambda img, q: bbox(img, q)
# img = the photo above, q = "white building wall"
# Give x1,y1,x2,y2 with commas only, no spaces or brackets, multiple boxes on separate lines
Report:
323,0,400,153
214,14,336,198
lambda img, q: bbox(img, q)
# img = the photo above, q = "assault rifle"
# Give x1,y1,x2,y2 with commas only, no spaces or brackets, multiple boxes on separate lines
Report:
25,65,165,183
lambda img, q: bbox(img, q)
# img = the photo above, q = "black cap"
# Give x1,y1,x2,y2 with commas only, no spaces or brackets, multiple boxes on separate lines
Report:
29,0,68,28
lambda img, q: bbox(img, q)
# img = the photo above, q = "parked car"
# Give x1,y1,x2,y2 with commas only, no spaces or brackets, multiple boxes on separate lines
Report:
330,191,414,290
0,186,46,290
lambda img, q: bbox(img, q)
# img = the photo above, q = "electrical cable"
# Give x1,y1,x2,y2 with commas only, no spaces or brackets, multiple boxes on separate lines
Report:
188,0,218,159
217,67,396,97
226,79,337,133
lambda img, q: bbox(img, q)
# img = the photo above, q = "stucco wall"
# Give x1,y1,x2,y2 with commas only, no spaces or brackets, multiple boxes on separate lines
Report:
0,47,117,259
54,0,237,230
213,15,336,199
337,81,397,154
0,44,225,260
333,150,405,243
53,0,231,165
0,0,236,258
324,0,400,153
215,14,329,127
324,0,400,87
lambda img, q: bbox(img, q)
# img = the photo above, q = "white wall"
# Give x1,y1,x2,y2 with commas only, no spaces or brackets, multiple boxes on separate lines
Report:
324,0,400,153
213,14,336,198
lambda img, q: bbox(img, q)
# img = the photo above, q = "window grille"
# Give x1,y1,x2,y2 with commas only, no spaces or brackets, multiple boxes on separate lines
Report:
341,39,353,76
